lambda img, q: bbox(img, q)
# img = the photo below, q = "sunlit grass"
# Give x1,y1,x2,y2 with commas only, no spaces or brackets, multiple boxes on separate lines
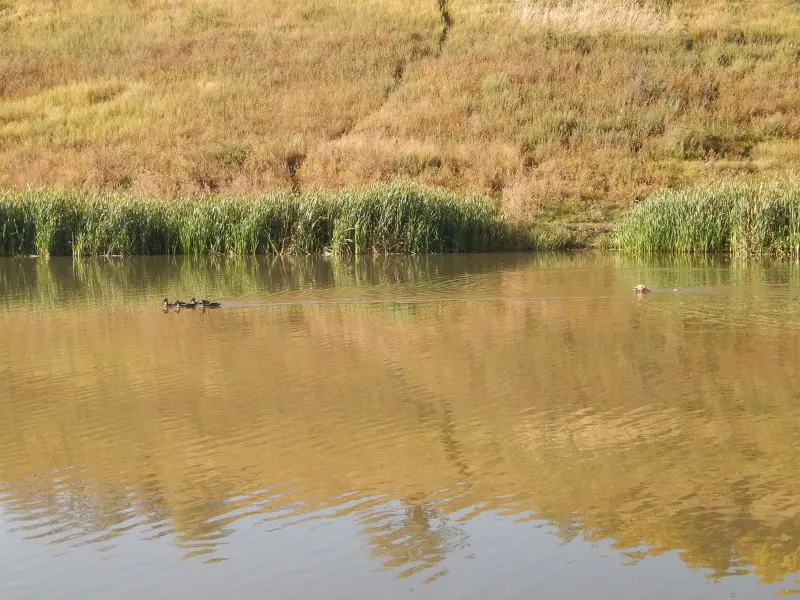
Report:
617,180,800,255
517,0,678,34
1,0,800,220
0,184,512,256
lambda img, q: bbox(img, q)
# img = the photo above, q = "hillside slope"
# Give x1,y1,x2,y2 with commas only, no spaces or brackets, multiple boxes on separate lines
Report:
2,0,799,223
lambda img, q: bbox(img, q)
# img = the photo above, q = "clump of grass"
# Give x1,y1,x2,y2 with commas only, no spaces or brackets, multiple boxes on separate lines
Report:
0,184,511,256
617,180,800,255
528,223,584,250
73,194,179,256
330,186,507,254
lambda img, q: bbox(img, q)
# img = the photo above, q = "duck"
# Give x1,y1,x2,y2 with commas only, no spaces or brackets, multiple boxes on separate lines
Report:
198,299,221,309
163,298,184,310
633,284,651,294
184,298,198,309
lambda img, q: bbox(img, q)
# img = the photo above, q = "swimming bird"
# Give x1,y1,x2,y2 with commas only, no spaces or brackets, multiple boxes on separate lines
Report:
163,298,182,310
184,297,198,309
633,284,650,294
198,299,221,309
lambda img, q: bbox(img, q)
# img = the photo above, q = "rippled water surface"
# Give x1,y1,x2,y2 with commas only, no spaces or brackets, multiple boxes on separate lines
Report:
1,253,800,599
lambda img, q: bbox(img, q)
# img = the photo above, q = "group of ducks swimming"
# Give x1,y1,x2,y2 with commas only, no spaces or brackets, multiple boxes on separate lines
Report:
162,298,220,312
163,286,655,310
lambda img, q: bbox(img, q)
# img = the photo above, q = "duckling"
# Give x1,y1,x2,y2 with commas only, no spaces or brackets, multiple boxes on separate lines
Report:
633,284,651,294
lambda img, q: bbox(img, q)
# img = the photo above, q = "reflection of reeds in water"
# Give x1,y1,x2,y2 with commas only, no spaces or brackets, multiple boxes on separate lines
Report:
1,255,800,584
7,252,800,315
0,252,536,314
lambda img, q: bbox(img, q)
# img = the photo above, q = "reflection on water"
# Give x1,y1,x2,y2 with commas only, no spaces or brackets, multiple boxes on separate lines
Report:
1,253,800,598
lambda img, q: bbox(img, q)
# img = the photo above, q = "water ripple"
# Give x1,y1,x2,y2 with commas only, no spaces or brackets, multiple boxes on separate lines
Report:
2,254,800,598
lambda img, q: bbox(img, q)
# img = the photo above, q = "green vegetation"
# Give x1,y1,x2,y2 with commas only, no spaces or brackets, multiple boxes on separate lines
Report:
9,180,800,257
617,180,800,254
0,184,513,256
1,0,800,225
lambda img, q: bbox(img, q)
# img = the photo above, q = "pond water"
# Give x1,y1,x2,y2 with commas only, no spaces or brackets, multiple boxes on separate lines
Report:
1,253,799,599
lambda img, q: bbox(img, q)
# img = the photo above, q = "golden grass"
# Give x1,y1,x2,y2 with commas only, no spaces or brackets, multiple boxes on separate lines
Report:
518,0,678,34
1,0,800,223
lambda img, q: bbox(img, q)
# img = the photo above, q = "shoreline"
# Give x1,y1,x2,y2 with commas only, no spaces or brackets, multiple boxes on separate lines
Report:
3,179,800,257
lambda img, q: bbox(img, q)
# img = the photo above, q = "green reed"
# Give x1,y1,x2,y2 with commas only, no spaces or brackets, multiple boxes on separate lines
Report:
0,184,512,256
617,181,800,255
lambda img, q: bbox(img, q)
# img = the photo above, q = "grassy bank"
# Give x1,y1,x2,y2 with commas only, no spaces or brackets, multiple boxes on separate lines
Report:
2,0,800,223
0,185,515,256
617,180,800,254
9,180,800,257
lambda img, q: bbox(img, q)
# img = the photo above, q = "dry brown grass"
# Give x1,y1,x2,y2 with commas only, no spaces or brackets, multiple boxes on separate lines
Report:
518,0,678,34
1,0,800,223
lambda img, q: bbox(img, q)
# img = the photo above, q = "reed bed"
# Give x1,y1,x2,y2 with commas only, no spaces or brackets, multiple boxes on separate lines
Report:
616,181,800,255
0,185,511,256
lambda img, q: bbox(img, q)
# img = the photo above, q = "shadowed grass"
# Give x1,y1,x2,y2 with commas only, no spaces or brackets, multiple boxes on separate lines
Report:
528,223,586,250
0,184,514,256
617,180,800,255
